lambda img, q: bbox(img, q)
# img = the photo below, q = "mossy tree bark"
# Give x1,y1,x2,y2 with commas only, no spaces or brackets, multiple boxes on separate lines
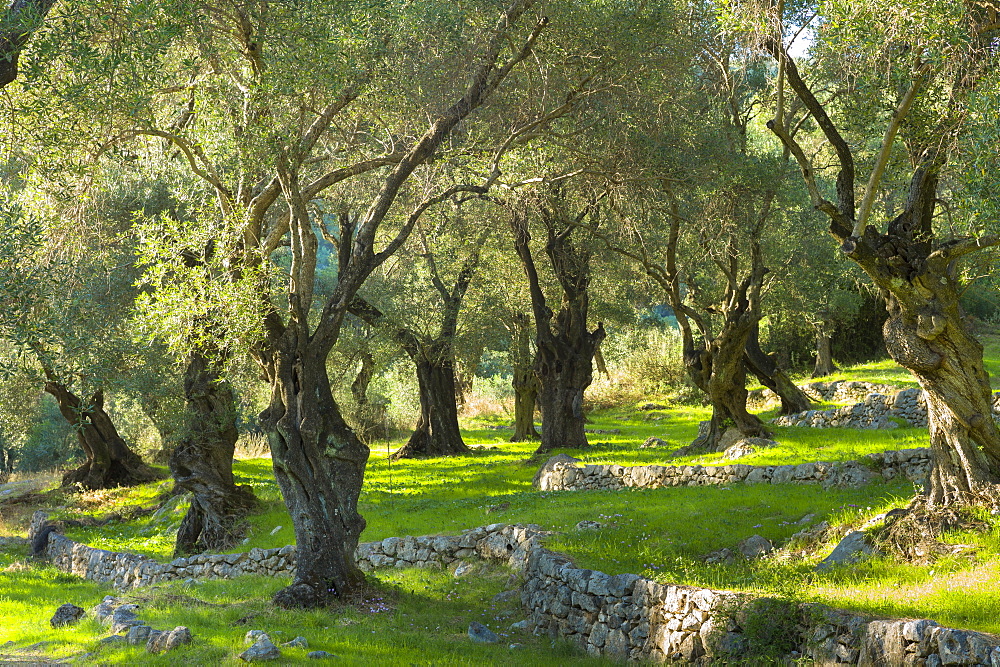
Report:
171,351,258,555
509,313,540,442
509,192,605,456
744,322,813,415
766,29,1000,506
45,381,157,490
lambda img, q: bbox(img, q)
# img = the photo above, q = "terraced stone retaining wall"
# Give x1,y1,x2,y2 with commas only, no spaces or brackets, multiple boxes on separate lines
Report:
31,514,1000,664
769,387,1000,431
749,381,899,408
29,511,500,590
534,449,932,493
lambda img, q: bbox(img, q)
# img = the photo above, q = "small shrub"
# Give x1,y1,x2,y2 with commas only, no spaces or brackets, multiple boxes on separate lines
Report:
722,596,803,663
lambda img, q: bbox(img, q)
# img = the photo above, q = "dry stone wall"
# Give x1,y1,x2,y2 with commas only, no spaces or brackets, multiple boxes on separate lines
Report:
772,387,928,429
769,387,1000,431
749,381,899,409
533,449,932,492
29,513,1000,664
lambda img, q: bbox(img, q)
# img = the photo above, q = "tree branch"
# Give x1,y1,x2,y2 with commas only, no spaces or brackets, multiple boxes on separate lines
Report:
854,60,932,237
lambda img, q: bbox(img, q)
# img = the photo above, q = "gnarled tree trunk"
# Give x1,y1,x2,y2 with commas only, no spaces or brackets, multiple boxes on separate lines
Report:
392,350,470,459
510,313,540,442
260,329,368,608
691,310,772,452
171,352,258,555
766,34,1000,506
878,270,1000,505
509,195,605,456
45,382,157,490
744,322,812,415
812,325,839,378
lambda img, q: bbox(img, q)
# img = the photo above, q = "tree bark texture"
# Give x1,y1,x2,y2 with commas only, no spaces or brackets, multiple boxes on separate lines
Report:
510,313,540,442
812,326,839,378
393,351,471,459
744,323,813,415
259,329,369,608
0,0,58,89
509,199,605,456
170,352,258,555
45,383,158,490
767,35,1000,505
690,309,773,452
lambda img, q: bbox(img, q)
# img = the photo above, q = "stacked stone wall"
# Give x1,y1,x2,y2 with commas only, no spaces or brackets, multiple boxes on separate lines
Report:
534,448,932,492
29,515,1000,664
748,381,899,409
767,387,1000,431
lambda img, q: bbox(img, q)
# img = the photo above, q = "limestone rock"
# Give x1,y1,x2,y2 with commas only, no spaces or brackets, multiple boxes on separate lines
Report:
454,562,476,577
245,630,270,645
92,596,118,624
126,624,152,646
722,437,777,460
109,604,143,634
533,454,582,490
717,427,743,453
823,462,875,489
146,626,192,654
509,620,531,633
575,520,603,531
50,603,85,628
817,531,875,570
704,548,734,565
307,651,335,659
283,636,308,648
738,535,774,559
641,437,670,449
468,621,499,644
239,636,281,661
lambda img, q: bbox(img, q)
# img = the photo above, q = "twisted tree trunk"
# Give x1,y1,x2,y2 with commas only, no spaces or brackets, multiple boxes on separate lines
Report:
259,327,368,608
45,383,157,490
171,352,258,555
744,322,812,415
392,349,470,459
766,34,1000,506
510,313,540,442
509,198,605,456
812,325,839,378
691,309,772,452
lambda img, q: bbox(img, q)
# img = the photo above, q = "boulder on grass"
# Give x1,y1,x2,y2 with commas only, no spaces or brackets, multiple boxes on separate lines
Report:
532,454,581,490
239,636,281,662
146,626,192,654
468,621,499,644
50,604,85,628
738,535,774,559
816,531,876,570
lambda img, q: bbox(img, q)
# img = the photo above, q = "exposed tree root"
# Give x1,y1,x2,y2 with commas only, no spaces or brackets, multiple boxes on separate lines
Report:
872,488,999,563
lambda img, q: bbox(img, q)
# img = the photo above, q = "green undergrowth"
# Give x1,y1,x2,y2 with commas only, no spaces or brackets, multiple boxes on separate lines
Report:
0,553,603,665
7,343,1000,661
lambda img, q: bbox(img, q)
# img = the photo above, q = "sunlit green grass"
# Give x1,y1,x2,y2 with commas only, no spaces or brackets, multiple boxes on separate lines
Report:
5,336,1000,660
0,546,603,664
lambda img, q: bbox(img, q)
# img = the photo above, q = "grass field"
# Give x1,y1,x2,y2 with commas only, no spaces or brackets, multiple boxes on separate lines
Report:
2,336,1000,663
